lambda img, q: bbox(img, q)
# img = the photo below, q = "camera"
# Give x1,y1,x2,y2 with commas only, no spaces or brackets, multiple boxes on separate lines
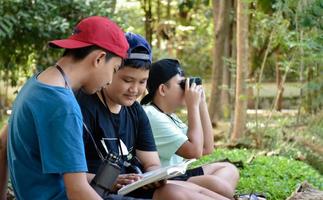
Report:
179,77,202,90
90,156,121,197
124,156,143,174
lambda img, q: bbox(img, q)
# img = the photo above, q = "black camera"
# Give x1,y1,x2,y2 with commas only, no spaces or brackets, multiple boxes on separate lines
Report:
124,156,143,174
90,157,121,197
179,77,202,90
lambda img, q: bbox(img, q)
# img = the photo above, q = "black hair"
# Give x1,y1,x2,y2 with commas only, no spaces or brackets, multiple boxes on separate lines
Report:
62,45,119,62
122,46,151,70
123,59,151,70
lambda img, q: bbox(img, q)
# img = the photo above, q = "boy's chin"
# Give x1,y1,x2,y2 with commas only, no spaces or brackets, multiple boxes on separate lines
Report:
120,99,136,107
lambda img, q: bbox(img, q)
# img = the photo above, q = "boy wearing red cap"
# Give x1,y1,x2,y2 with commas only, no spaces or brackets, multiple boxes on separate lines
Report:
6,16,128,200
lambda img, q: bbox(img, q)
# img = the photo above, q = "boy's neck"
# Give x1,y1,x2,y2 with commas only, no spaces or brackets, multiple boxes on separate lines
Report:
37,57,85,91
98,90,122,114
153,98,173,114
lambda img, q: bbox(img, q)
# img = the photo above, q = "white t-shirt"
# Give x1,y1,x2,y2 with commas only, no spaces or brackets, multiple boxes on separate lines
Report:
143,104,188,167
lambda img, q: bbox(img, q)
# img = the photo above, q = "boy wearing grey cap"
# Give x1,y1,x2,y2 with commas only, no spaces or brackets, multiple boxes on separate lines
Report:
76,33,225,200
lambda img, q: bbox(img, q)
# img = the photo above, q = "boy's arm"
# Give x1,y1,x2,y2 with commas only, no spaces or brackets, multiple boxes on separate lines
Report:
64,172,102,200
199,89,214,155
136,150,161,172
86,173,95,183
0,124,8,200
176,81,204,158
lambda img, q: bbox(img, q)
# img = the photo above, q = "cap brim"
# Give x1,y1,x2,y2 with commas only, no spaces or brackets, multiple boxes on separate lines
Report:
49,39,93,49
128,53,151,61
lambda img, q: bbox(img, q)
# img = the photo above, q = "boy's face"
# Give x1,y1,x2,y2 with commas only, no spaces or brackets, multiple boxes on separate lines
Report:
105,66,149,106
83,56,122,94
164,74,186,107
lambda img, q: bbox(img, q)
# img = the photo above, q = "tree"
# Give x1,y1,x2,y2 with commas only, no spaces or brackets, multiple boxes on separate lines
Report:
221,0,234,120
0,0,117,118
208,0,231,126
140,0,153,45
231,0,249,142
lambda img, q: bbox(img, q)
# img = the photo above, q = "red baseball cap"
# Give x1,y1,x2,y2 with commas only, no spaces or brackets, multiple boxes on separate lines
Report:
49,16,129,58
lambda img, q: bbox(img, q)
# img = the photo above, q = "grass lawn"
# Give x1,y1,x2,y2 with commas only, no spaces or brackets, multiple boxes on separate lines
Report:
192,148,323,200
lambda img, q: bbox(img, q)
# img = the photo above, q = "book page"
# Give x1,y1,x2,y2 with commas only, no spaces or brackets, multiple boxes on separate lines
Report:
117,159,196,195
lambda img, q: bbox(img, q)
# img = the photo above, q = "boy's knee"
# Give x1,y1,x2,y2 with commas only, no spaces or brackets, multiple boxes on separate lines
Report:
153,184,187,200
226,162,240,178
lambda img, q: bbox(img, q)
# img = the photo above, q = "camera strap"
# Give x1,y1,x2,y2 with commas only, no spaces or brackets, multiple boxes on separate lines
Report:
83,122,105,161
100,90,125,158
55,64,71,89
99,90,143,172
55,64,106,161
151,102,185,129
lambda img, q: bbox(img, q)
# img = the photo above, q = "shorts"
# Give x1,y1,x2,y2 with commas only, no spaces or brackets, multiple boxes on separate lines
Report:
125,187,155,199
169,166,204,181
103,192,152,200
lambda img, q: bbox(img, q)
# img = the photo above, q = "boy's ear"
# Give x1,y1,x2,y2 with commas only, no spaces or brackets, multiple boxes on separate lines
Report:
93,51,107,67
158,84,166,97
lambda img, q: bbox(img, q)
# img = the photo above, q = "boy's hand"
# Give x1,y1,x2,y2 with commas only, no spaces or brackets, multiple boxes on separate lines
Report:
198,86,206,104
112,173,142,191
184,78,201,107
142,179,166,190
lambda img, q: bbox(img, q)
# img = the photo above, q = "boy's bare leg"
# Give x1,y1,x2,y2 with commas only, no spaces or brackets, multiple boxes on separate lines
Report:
187,162,239,199
165,180,230,200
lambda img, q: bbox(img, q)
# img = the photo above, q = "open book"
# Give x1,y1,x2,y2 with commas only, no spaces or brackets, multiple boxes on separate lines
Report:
117,159,196,195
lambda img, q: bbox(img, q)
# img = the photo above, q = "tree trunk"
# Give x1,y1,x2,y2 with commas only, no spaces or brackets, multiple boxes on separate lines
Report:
208,0,230,126
275,51,283,111
229,0,237,135
220,0,233,120
0,70,3,120
317,63,322,111
231,0,249,142
307,66,313,113
167,0,171,19
286,181,323,200
156,0,161,48
221,33,231,119
142,0,153,45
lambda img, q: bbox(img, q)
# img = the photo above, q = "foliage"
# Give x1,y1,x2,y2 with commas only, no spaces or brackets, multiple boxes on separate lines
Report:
281,112,323,173
193,148,323,200
174,1,214,78
248,0,322,113
244,110,323,173
0,0,117,86
123,0,215,78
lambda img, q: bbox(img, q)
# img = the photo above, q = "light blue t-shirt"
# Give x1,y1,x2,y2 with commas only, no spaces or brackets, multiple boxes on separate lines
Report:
143,105,188,167
8,76,88,200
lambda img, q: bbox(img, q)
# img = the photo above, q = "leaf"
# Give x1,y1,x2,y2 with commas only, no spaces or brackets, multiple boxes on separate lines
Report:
0,22,11,37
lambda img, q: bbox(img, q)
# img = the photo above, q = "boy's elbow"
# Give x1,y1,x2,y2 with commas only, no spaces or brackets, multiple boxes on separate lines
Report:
195,153,203,159
190,149,203,159
181,149,203,159
203,147,214,155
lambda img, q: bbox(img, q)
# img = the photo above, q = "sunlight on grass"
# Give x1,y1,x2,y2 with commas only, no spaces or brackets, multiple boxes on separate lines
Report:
192,148,323,200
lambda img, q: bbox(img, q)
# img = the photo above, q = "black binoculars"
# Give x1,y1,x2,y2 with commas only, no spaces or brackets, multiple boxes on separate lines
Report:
179,77,202,90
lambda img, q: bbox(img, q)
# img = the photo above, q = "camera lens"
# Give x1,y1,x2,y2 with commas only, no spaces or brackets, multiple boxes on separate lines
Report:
179,77,202,90
190,77,202,86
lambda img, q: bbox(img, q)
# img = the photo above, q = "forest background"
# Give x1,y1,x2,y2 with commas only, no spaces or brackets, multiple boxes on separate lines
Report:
0,0,322,199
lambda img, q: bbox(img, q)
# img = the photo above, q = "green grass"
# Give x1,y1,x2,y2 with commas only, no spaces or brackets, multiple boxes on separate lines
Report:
192,148,323,200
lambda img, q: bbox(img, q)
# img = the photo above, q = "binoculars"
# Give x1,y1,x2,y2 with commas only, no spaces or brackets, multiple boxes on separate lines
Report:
179,77,202,90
